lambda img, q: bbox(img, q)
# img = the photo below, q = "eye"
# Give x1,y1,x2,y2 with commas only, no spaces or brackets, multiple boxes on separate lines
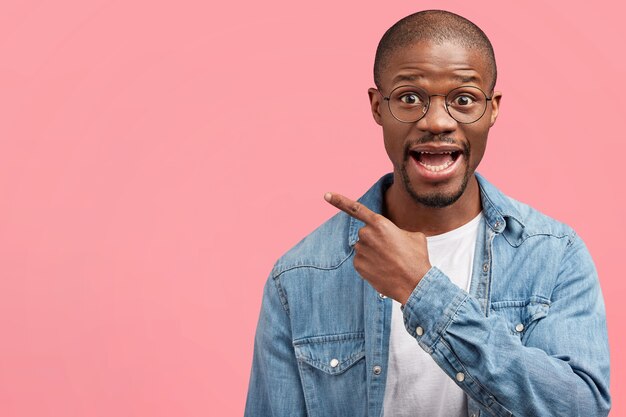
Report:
399,93,422,105
451,95,476,106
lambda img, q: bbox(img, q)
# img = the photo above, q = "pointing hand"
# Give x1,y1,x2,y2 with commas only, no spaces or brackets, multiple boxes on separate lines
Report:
324,192,432,305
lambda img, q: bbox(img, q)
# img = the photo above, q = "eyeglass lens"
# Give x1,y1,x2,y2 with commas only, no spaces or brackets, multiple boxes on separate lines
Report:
387,86,488,124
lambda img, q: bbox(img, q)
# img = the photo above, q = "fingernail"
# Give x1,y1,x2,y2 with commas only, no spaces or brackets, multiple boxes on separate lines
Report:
324,192,332,202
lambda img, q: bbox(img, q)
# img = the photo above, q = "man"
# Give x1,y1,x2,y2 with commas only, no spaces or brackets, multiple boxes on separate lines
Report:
245,10,610,417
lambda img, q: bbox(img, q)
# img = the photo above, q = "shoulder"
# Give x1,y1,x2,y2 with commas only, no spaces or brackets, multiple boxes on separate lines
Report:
476,173,577,246
504,194,575,242
270,211,354,278
270,174,392,279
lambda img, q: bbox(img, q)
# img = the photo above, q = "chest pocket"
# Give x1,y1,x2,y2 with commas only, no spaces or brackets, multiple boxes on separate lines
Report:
490,297,550,340
293,332,366,417
294,332,365,374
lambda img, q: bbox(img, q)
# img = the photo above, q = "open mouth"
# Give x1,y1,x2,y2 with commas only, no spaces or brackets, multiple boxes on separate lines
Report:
410,150,462,173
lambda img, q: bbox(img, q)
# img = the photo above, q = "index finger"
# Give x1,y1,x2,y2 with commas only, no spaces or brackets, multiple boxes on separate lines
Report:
324,192,379,224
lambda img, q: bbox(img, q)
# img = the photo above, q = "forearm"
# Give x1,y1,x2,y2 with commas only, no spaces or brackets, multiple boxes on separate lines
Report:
403,267,610,417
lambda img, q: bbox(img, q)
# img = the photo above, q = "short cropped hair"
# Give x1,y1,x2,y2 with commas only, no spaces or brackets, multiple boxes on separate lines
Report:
374,10,497,92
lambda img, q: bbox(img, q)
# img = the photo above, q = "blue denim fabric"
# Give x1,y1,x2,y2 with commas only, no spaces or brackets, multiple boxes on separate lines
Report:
245,173,611,417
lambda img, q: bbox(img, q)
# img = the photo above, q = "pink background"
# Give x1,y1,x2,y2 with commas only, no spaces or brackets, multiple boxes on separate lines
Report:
0,1,624,416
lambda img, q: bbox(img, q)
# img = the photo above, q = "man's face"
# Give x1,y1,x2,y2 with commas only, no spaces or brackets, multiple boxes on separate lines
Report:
369,40,501,208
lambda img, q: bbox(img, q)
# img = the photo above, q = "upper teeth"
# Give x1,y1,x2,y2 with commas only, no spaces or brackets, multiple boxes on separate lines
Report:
420,151,453,154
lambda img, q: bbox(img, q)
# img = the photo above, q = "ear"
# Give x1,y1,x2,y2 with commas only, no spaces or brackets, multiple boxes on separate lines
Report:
489,91,502,127
368,88,383,126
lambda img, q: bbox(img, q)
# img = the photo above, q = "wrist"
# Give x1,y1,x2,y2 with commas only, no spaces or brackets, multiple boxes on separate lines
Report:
398,264,432,304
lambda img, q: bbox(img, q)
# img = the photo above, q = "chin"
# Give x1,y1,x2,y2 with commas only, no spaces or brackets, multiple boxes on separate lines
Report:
401,170,470,209
407,187,466,208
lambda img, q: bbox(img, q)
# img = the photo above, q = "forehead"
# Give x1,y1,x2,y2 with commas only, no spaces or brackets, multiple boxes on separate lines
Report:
381,40,490,91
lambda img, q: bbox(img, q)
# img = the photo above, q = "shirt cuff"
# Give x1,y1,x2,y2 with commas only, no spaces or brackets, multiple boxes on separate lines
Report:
402,266,469,353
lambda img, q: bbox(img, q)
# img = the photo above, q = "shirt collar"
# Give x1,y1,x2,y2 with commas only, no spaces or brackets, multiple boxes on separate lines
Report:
475,172,525,234
348,172,526,247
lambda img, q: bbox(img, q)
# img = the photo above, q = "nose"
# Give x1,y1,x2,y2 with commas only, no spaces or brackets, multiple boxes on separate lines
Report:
416,95,457,134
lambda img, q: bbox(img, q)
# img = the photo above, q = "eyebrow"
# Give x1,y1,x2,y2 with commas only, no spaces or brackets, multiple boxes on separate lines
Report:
455,74,480,83
391,73,480,85
392,74,418,84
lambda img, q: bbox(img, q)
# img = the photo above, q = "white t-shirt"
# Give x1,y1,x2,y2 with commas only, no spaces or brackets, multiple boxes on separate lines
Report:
383,212,483,417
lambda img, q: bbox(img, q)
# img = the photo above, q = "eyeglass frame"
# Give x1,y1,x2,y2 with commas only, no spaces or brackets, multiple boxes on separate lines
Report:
381,85,493,125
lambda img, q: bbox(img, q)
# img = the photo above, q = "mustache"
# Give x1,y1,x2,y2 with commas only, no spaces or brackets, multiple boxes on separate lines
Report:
403,134,470,159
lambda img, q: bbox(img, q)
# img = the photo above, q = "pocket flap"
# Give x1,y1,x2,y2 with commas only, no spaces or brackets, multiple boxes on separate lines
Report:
293,332,365,375
491,296,550,335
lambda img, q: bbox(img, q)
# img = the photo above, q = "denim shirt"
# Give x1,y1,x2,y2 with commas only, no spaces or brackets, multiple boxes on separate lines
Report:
245,173,611,417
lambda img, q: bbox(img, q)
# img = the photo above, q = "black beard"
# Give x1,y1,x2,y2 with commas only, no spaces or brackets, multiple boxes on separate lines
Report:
399,135,471,208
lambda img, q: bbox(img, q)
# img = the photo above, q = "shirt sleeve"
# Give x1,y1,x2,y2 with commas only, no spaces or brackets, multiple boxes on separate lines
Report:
244,275,307,417
401,234,611,417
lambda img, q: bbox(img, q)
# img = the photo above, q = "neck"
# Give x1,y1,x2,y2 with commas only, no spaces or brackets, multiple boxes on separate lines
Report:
384,174,482,236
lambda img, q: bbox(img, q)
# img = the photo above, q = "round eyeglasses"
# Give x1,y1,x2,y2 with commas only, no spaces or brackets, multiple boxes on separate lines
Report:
382,85,493,124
